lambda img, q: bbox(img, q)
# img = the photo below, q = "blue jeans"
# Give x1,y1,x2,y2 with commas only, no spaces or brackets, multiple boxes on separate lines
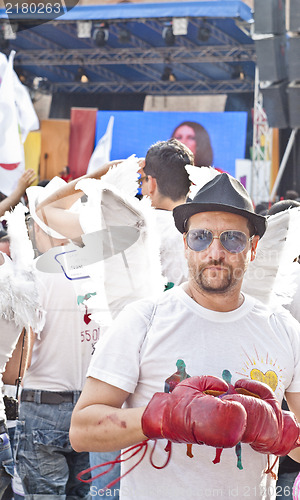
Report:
89,451,120,498
0,430,14,498
276,471,299,499
14,393,91,499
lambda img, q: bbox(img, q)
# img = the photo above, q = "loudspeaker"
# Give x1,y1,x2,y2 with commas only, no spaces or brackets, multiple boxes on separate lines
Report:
289,1,300,32
287,36,300,80
261,81,289,128
255,35,287,82
287,83,300,128
254,0,286,35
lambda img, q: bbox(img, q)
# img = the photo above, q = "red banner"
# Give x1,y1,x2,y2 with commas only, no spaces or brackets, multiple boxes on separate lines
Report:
68,107,97,180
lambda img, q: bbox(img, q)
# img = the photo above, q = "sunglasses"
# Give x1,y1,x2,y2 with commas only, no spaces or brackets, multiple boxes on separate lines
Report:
138,175,148,187
186,229,253,254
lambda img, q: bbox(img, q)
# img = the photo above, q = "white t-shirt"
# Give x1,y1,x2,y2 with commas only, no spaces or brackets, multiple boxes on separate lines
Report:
87,286,300,500
155,209,188,286
23,264,101,391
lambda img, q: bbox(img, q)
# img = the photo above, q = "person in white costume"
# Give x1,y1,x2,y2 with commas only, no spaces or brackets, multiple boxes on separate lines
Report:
70,173,300,500
13,179,103,499
138,139,194,287
0,203,44,499
29,158,165,499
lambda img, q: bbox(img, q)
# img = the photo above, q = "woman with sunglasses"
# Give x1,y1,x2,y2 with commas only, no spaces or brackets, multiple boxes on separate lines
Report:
71,173,300,500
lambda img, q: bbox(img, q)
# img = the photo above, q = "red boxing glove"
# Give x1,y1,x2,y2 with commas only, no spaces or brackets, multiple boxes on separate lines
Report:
223,379,300,456
142,375,247,449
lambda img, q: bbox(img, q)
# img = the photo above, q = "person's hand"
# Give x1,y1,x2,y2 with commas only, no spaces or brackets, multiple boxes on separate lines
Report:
142,375,247,449
17,169,37,193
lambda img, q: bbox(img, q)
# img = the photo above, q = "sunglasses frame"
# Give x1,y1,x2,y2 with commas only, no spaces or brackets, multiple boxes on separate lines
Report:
138,175,148,187
185,229,253,254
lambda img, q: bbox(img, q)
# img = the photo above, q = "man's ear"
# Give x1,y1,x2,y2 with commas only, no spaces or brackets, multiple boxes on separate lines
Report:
250,235,260,261
147,175,157,195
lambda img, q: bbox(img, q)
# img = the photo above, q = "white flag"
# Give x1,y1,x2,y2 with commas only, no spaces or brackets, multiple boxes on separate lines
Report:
87,116,114,175
0,51,25,196
13,73,39,143
0,50,39,143
0,51,23,166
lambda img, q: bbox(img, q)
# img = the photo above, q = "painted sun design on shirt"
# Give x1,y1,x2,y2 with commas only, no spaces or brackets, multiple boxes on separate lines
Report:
236,346,284,393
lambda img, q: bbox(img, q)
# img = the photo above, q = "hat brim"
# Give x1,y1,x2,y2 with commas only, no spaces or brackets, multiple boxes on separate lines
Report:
173,202,267,238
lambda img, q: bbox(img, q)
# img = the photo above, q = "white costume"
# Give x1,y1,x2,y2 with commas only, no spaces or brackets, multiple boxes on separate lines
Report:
22,262,100,392
87,286,300,500
155,209,188,286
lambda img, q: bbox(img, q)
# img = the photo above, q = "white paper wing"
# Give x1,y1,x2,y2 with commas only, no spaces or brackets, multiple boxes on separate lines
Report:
100,155,140,198
242,207,300,305
63,180,165,326
185,165,221,199
4,203,45,332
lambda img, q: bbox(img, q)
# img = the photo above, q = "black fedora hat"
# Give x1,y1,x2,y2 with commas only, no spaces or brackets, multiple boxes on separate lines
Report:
173,173,267,238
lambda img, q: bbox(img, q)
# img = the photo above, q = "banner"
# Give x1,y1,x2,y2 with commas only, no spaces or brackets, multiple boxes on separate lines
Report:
13,72,39,143
68,107,97,179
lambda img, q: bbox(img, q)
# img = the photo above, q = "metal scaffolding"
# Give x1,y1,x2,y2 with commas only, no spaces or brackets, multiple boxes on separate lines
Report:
251,67,273,205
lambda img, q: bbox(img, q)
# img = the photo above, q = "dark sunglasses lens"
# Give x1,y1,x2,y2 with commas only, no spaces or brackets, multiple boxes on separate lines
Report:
220,231,248,253
187,230,213,251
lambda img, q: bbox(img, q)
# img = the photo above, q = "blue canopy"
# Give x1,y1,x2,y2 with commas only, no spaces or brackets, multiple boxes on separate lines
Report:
0,1,255,95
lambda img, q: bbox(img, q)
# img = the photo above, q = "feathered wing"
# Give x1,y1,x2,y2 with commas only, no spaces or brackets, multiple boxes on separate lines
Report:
100,154,140,198
4,203,45,333
184,165,221,200
63,174,165,326
242,207,300,306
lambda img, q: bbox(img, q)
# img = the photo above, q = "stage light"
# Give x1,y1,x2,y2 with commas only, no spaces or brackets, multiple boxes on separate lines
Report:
93,24,109,47
232,64,245,80
75,67,89,83
161,66,176,82
119,26,131,43
162,25,175,46
33,76,50,91
198,22,211,42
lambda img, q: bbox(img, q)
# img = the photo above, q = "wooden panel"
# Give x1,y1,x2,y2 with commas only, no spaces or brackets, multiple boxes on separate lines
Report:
40,119,70,181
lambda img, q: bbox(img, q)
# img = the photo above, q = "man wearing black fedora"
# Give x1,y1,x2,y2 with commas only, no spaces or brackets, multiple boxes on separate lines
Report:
70,173,300,500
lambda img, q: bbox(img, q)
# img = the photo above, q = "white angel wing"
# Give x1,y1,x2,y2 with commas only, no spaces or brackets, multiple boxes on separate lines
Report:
100,154,140,198
60,176,165,326
184,165,221,200
242,207,300,306
4,203,45,332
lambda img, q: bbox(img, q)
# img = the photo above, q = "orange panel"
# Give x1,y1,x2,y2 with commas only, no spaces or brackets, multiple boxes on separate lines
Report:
40,120,70,181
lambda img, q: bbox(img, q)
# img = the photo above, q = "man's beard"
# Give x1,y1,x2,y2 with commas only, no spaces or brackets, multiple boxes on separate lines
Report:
188,258,246,294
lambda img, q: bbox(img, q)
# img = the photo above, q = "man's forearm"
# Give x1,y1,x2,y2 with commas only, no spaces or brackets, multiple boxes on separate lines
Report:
70,404,146,453
36,160,121,212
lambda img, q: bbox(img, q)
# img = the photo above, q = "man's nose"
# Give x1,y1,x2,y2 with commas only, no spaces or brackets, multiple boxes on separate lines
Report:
207,237,226,260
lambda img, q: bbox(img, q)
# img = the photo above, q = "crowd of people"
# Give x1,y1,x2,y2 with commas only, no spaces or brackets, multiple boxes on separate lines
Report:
1,138,300,500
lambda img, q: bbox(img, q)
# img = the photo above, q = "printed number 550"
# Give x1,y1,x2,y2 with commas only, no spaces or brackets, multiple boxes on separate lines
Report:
81,328,100,342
